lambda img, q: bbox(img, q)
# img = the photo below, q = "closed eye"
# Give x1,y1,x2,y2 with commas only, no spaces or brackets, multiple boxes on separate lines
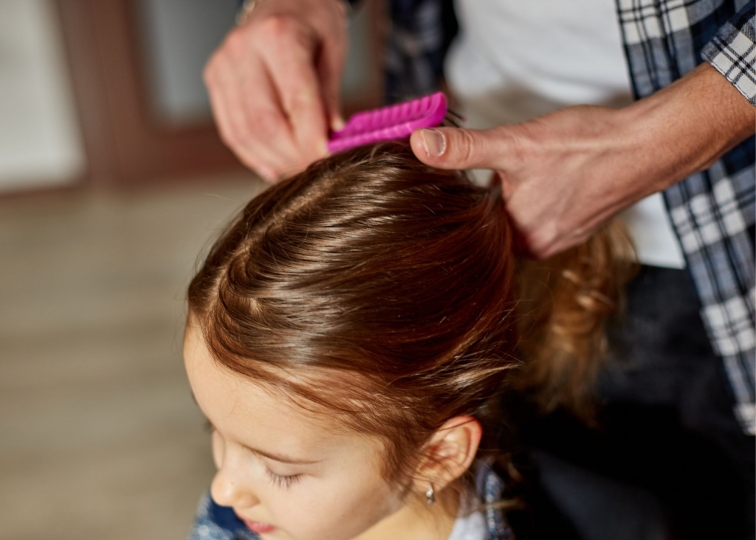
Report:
266,468,303,489
205,420,303,489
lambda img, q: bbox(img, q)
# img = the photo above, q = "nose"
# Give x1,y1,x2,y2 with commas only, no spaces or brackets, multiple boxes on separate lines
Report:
210,464,260,509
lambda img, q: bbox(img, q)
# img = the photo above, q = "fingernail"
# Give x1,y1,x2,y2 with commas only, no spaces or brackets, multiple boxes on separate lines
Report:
420,129,446,157
331,115,345,132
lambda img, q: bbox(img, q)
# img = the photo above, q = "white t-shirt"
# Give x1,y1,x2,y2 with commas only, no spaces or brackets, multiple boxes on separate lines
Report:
445,0,686,269
448,509,487,540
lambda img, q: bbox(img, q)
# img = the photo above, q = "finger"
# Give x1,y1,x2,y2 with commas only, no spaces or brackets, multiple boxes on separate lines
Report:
210,90,276,180
215,52,301,178
234,57,305,169
205,56,279,180
539,230,595,260
317,23,347,131
410,127,511,171
525,226,557,260
261,29,329,161
528,223,591,260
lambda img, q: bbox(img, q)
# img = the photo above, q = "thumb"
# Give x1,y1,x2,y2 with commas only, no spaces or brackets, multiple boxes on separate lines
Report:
410,127,505,170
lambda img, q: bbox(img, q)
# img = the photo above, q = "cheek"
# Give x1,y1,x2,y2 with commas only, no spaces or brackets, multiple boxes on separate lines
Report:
211,430,225,469
272,473,402,540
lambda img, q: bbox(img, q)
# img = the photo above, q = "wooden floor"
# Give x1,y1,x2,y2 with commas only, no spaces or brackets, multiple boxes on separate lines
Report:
0,174,266,540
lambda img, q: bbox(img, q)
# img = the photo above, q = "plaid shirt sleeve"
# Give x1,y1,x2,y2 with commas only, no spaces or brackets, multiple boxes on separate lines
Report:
617,0,756,434
702,3,756,105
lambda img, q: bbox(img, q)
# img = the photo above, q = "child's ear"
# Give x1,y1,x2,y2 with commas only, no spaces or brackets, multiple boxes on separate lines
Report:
416,415,482,493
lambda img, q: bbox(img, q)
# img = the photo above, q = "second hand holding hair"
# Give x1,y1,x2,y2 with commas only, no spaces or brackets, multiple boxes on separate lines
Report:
410,63,755,259
204,0,348,181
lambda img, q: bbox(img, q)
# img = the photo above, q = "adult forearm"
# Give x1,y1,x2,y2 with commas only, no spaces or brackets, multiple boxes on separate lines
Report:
619,63,755,197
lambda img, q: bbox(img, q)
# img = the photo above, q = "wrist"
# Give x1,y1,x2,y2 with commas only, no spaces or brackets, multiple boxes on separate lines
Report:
238,0,348,26
619,63,755,194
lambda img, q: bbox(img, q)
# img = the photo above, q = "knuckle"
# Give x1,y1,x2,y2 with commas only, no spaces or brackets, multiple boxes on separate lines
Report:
259,15,314,52
528,222,555,252
224,28,249,58
506,132,531,168
462,130,476,163
258,15,296,40
457,129,477,164
286,89,316,112
530,235,551,259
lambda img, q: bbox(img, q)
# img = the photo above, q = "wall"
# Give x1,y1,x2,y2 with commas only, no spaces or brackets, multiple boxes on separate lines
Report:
0,0,85,192
136,0,377,126
136,0,239,125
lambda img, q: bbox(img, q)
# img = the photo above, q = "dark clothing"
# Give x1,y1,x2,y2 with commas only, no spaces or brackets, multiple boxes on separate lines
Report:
509,266,755,540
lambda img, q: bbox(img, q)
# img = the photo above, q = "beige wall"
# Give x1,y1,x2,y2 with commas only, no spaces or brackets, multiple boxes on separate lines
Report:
136,0,376,126
0,0,85,192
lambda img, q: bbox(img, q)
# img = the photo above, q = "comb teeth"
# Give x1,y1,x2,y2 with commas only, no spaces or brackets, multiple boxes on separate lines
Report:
328,92,448,153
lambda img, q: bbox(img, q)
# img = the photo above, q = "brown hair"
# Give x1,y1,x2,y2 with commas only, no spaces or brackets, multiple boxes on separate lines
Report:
514,220,635,417
187,142,632,490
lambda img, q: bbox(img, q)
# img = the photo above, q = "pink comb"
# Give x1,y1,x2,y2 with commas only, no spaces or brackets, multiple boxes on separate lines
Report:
327,92,448,154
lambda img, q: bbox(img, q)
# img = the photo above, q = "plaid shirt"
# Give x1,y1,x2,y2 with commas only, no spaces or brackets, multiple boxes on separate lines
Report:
385,0,756,434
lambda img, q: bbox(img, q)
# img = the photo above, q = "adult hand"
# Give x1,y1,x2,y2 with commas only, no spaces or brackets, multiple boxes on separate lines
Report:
204,0,348,181
410,64,755,258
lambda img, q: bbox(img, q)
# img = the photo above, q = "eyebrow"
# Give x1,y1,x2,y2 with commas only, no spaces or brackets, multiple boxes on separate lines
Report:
191,392,323,465
240,442,323,465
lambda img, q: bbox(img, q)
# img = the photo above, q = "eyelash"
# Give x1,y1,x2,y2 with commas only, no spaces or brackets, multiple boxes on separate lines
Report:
266,468,303,490
203,420,303,489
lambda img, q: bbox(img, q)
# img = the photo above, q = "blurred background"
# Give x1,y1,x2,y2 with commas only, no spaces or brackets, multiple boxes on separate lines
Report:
0,1,383,538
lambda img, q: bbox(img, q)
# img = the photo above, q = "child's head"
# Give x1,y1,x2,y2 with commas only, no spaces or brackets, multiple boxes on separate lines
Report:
184,143,519,539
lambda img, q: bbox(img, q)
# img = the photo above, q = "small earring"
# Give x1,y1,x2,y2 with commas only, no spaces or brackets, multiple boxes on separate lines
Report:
425,484,436,505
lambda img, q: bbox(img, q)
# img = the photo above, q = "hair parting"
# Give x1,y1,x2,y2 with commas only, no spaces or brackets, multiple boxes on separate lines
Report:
187,142,634,498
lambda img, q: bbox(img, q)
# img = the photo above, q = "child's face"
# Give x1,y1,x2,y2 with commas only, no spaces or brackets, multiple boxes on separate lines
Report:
183,323,409,540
